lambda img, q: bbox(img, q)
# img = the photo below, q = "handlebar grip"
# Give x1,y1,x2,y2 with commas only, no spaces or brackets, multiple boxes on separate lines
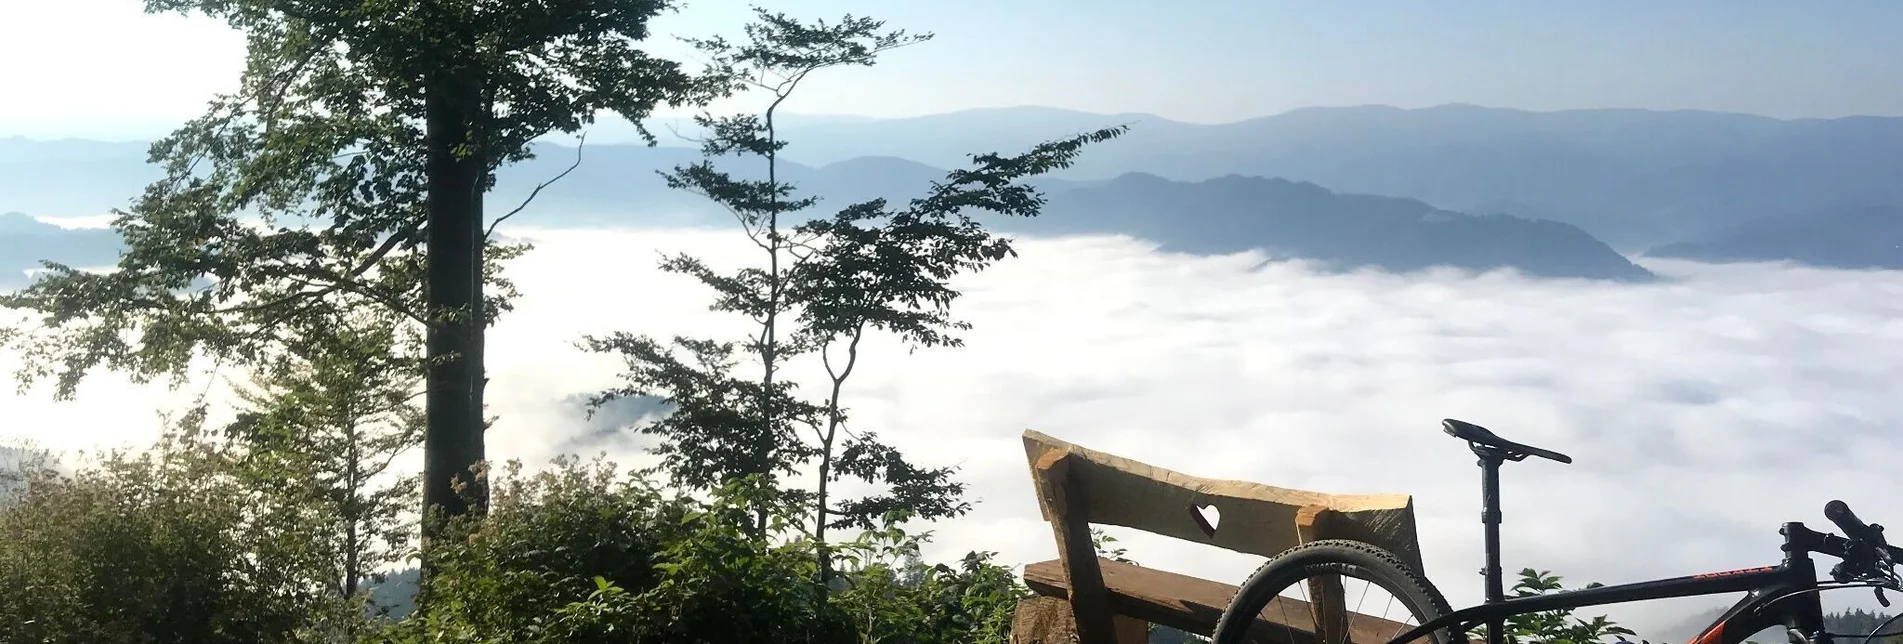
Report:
1826,500,1875,539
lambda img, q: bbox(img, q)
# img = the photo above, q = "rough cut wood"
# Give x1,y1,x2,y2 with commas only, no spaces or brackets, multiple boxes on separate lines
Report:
1022,429,1425,573
1010,595,1150,644
1297,505,1349,644
1035,450,1120,643
1025,558,1426,644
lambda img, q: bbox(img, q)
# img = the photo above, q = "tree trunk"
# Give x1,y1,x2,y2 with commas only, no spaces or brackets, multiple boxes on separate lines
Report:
420,52,488,543
344,410,362,598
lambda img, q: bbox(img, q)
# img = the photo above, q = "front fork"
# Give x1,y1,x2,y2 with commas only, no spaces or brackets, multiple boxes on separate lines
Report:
1787,629,1829,644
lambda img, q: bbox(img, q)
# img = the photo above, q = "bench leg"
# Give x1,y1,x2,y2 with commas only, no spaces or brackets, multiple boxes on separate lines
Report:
1011,596,1149,644
1306,573,1348,644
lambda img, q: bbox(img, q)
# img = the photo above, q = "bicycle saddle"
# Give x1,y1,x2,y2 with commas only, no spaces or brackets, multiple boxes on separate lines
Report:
1442,418,1573,464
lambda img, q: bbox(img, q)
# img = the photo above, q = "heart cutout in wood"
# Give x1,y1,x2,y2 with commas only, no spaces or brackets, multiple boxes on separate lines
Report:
1190,503,1221,537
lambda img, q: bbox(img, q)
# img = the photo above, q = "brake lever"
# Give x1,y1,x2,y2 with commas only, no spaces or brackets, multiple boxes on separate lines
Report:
1865,523,1896,607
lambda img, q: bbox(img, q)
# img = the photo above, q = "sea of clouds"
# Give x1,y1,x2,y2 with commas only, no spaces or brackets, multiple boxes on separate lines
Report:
6,225,1903,639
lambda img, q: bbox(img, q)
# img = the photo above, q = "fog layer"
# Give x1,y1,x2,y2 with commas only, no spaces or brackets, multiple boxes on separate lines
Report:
7,226,1903,638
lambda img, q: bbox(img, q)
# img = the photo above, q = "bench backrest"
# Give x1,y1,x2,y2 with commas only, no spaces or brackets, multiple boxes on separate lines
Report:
1022,429,1424,574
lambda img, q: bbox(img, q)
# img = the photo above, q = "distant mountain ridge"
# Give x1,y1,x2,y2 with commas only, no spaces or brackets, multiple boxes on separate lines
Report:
399,147,1658,279
1645,205,1903,269
22,102,1903,245
0,212,125,288
1025,173,1652,280
7,102,1902,279
748,105,1903,249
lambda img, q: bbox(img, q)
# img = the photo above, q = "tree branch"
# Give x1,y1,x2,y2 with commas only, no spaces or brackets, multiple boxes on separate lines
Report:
485,133,587,239
217,216,423,316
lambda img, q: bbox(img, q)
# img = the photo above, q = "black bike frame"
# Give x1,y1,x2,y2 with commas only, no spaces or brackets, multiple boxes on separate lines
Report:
1385,521,1846,644
1384,445,1903,644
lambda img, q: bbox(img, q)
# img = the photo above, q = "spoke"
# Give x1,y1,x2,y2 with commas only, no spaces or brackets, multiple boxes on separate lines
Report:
1286,579,1306,644
1351,577,1374,643
1379,593,1403,642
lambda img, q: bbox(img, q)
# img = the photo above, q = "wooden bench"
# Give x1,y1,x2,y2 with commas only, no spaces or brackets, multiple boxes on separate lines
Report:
1012,429,1427,644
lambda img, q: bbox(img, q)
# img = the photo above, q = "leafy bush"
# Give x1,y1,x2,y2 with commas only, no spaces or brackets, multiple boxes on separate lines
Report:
828,523,1030,644
0,439,343,643
375,458,851,643
1,443,1039,644
385,456,692,638
373,456,1033,644
1500,568,1638,644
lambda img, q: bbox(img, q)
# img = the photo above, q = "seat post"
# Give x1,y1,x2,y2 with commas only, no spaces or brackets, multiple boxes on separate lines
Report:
1477,447,1509,644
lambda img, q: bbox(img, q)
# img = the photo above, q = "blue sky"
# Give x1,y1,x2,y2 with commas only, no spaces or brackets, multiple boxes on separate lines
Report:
2,0,1900,138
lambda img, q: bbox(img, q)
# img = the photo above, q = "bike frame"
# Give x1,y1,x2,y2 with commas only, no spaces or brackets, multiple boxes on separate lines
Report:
1385,521,1842,644
1384,444,1902,644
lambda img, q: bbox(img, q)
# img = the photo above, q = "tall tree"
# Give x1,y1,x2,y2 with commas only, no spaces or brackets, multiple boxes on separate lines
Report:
0,0,721,546
582,8,1126,586
218,303,423,606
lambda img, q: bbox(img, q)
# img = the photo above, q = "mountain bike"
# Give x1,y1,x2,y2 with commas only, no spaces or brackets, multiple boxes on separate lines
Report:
1209,418,1903,644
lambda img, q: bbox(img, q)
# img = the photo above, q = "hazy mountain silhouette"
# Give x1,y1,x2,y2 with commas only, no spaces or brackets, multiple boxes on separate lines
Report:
14,102,1903,278
0,212,125,288
1646,205,1903,269
752,105,1903,250
1025,173,1653,280
0,138,1648,282
12,105,1903,252
495,147,1651,279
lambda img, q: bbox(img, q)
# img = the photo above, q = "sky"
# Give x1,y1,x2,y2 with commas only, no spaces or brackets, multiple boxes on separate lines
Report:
4,0,1903,140
6,226,1903,639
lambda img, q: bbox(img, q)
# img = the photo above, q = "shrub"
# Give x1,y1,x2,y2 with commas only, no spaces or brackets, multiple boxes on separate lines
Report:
1502,568,1638,644
0,440,340,643
387,456,690,637
375,458,850,644
376,457,1031,644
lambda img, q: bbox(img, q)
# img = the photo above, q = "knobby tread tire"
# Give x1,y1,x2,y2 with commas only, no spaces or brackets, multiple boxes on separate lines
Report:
1210,539,1456,644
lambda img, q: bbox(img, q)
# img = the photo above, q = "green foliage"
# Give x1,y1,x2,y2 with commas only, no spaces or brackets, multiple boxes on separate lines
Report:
0,0,727,546
826,520,1030,644
219,304,425,606
371,455,1024,644
2,4,1125,643
389,456,696,640
0,434,1035,644
583,10,1129,576
1495,568,1638,644
1091,527,1137,565
0,436,351,643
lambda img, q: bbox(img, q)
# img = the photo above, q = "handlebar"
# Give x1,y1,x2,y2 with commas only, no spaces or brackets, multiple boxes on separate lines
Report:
1801,527,1903,563
1809,500,1899,597
1827,500,1878,542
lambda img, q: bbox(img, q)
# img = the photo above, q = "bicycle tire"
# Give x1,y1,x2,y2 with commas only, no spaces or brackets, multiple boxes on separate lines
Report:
1211,539,1457,644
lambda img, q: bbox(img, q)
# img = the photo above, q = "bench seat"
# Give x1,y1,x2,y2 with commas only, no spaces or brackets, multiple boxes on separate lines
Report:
1023,557,1421,644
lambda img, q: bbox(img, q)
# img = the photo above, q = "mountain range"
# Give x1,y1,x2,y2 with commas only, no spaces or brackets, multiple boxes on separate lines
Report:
741,105,1903,251
1646,204,1903,269
0,212,124,288
4,104,1901,283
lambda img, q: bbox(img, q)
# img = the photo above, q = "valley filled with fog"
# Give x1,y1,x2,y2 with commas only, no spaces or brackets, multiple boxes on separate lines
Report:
7,221,1902,639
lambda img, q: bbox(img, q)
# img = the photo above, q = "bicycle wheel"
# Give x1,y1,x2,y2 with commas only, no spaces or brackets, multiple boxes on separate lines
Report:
1211,539,1457,644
